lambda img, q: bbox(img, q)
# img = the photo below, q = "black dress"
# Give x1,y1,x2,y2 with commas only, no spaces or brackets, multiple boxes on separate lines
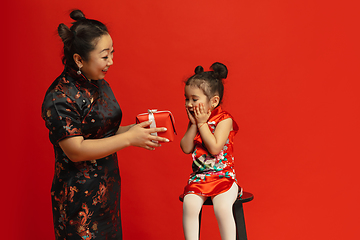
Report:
42,67,122,240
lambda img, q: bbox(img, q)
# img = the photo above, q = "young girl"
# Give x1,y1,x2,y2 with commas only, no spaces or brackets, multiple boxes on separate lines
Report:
180,62,243,240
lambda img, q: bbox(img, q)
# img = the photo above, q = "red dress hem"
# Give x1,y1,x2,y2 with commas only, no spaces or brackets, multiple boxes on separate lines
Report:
180,178,242,201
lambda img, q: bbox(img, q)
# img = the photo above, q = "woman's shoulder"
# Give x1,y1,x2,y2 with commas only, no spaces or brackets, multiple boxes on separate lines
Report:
42,72,82,109
45,71,75,94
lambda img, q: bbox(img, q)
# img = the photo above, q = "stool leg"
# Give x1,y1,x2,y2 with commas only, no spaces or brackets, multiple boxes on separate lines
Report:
233,202,247,240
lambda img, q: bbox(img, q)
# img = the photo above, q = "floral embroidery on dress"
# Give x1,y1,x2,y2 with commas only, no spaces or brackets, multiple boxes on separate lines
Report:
70,203,94,240
189,146,234,184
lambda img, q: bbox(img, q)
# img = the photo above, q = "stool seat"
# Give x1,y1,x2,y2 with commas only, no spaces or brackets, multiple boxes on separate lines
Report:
202,191,254,205
180,191,254,240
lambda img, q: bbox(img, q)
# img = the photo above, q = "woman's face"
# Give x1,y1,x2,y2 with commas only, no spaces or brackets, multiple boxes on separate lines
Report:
81,34,114,81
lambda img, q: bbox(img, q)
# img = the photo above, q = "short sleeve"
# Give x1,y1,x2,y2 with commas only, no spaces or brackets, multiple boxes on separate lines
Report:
42,90,83,145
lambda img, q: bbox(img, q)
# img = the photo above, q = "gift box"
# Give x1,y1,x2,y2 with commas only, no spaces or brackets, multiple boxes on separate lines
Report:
136,109,177,142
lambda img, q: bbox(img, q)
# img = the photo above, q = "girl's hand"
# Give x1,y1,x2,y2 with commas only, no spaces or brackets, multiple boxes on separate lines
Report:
194,103,211,126
185,107,196,125
127,121,169,150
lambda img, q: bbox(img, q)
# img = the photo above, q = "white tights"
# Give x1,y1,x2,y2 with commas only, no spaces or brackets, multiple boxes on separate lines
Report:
182,182,239,240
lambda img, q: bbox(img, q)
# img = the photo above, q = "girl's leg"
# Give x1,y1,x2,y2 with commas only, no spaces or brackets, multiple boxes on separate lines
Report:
183,194,207,240
211,182,239,240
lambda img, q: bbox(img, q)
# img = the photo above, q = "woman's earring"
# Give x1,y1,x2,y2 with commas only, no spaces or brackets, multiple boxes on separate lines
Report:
77,67,82,75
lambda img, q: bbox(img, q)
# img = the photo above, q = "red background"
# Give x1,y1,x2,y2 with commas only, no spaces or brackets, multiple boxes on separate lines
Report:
2,0,359,239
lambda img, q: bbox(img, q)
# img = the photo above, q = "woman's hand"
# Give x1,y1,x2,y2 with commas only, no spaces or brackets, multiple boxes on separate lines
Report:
116,124,136,134
194,103,211,127
58,121,168,162
126,121,169,150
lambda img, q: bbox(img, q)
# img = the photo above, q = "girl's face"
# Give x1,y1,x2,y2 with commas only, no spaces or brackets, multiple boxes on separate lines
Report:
184,85,212,114
81,34,114,81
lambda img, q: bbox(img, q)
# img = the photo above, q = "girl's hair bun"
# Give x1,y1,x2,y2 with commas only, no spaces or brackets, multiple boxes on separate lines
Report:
70,9,86,21
210,62,228,80
195,65,204,74
186,62,228,106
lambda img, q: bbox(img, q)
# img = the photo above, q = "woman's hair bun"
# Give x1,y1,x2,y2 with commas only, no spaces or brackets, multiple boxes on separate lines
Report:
195,65,204,74
210,62,228,80
70,9,86,21
57,23,71,43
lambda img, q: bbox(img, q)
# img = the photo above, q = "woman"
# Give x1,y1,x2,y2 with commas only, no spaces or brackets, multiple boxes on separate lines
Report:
41,10,168,240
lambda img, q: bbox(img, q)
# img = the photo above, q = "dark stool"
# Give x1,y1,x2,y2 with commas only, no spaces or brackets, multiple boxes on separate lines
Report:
180,191,254,240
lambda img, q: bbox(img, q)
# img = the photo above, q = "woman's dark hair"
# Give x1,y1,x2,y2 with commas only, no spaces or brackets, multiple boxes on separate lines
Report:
185,62,228,106
57,9,109,69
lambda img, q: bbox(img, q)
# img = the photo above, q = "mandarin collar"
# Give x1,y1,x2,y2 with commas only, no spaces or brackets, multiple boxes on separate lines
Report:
66,66,99,89
209,106,222,120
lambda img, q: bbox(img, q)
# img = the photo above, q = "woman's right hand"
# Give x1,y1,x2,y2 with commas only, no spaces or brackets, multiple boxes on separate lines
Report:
126,121,169,150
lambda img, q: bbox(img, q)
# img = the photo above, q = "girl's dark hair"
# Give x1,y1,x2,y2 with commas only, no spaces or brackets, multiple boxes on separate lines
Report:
57,9,109,69
186,62,228,106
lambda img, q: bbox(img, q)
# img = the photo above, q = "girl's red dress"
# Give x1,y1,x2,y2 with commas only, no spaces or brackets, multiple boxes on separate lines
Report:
181,106,242,199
